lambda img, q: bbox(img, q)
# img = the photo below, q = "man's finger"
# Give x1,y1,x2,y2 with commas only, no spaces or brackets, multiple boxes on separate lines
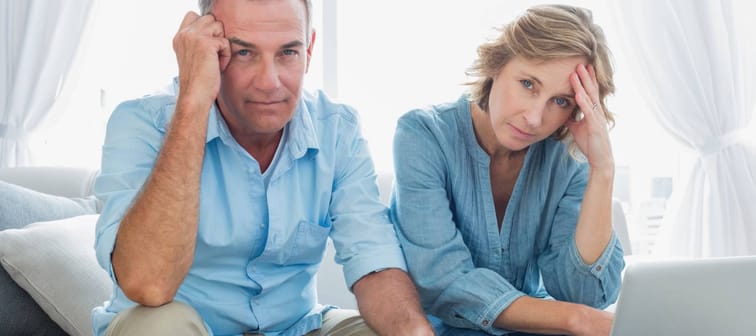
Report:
218,37,232,72
179,11,200,30
209,21,224,38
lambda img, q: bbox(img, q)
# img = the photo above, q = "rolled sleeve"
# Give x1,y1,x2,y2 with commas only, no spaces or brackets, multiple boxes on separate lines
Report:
328,107,406,290
538,233,624,309
538,168,625,309
341,242,408,290
568,233,623,279
93,99,162,281
425,245,526,334
479,286,526,335
93,193,128,280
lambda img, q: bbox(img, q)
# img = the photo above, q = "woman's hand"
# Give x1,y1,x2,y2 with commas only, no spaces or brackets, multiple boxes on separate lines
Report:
568,64,614,174
568,305,614,336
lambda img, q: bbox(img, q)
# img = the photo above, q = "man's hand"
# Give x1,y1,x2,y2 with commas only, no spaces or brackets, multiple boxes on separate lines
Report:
352,269,434,336
172,11,231,107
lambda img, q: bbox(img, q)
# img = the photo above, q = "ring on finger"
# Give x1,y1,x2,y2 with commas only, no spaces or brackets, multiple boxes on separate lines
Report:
591,103,599,113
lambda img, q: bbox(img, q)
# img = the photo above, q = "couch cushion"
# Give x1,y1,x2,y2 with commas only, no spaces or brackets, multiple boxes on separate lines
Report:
0,180,98,230
0,215,112,336
0,180,101,335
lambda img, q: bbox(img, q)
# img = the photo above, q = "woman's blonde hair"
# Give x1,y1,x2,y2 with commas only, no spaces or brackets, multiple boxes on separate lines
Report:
467,4,615,158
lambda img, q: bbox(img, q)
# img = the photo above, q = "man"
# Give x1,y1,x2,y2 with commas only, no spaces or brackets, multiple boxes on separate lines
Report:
91,0,433,335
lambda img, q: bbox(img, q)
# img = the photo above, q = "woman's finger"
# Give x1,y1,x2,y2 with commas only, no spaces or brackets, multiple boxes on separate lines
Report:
569,72,594,118
577,64,599,100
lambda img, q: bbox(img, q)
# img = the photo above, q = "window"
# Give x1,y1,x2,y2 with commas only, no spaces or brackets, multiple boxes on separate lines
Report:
42,0,754,256
330,0,721,256
33,0,325,168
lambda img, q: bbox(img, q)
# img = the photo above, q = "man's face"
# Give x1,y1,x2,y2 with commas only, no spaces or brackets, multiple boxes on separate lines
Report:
213,0,313,139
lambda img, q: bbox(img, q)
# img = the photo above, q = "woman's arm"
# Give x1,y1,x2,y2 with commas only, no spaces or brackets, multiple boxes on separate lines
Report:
494,296,613,335
568,63,617,263
533,63,625,310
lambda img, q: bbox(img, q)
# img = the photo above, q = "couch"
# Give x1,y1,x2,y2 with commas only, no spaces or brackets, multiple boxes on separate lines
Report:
0,166,358,336
0,166,631,335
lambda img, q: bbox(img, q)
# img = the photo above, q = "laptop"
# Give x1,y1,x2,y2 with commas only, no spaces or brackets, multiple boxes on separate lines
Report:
611,255,756,336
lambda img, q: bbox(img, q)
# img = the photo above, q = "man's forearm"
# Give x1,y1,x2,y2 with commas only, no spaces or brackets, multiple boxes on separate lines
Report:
111,97,211,306
352,268,434,336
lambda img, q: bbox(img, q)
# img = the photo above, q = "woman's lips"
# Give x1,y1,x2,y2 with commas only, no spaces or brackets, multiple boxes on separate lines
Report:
508,123,535,140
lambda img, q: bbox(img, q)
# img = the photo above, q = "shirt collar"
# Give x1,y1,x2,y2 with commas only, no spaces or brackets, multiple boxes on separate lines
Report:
166,77,224,144
205,104,224,144
285,94,320,159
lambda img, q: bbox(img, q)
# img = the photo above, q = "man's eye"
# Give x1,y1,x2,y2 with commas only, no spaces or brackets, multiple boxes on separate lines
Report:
520,79,533,89
282,49,298,56
237,50,250,56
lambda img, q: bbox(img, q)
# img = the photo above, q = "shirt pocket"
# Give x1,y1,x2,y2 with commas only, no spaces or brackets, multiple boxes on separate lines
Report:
284,220,330,266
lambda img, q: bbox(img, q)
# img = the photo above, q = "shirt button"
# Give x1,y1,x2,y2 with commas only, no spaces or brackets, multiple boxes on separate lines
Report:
596,265,603,272
481,319,489,327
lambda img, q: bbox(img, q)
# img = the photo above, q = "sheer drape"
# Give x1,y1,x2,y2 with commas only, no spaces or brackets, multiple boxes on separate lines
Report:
611,0,756,257
0,0,94,167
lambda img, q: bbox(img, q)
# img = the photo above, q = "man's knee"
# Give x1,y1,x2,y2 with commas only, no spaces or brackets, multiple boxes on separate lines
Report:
317,309,377,336
105,301,209,336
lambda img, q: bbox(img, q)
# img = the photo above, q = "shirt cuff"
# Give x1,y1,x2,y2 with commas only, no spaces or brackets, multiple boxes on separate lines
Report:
477,291,527,335
569,232,620,279
94,217,120,283
341,244,407,290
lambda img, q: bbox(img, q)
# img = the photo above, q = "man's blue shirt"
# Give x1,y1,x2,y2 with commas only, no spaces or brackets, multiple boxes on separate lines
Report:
92,79,406,336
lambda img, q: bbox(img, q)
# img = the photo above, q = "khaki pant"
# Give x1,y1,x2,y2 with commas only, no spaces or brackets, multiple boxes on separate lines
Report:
104,301,377,336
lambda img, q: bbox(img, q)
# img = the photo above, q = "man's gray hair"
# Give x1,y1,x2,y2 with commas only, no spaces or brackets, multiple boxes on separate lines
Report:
198,0,313,45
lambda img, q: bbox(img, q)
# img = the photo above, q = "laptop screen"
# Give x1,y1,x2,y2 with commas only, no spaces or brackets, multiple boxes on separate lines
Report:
611,255,756,336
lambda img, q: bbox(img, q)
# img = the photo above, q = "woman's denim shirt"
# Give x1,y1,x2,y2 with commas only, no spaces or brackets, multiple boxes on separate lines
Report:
390,95,625,335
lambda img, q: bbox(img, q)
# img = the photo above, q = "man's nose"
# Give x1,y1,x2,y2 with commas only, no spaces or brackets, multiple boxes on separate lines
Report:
253,59,281,92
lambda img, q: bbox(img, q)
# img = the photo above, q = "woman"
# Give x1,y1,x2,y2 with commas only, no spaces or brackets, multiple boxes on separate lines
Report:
390,5,625,336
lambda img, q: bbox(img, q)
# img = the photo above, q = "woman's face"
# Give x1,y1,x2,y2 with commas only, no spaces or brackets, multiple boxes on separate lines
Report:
486,56,587,151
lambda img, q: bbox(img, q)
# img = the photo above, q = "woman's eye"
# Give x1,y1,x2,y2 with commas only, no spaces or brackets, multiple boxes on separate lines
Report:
520,79,533,89
554,97,569,107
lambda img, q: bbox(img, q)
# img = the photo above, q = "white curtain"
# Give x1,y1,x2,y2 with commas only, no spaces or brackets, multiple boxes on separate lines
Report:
0,0,94,168
610,0,756,257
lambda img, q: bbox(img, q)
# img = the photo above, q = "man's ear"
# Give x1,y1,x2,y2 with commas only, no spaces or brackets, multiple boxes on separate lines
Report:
305,29,316,73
